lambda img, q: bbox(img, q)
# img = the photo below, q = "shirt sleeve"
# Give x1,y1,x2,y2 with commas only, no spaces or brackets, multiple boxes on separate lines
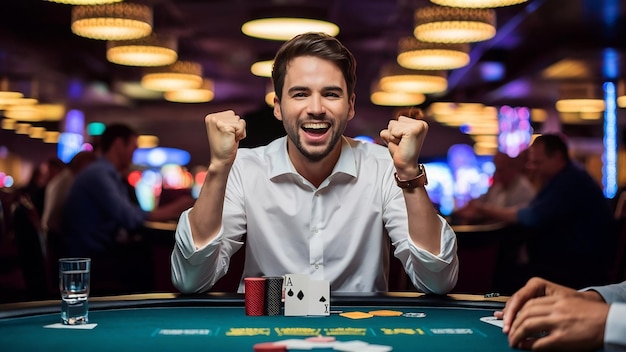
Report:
170,209,244,293
586,281,626,304
582,282,626,350
404,215,459,294
605,303,626,350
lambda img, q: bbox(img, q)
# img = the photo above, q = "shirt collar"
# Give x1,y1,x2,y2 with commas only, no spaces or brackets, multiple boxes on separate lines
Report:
268,136,358,180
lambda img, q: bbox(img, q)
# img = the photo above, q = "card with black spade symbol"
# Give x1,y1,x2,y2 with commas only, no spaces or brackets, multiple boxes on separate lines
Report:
284,274,309,316
307,279,330,316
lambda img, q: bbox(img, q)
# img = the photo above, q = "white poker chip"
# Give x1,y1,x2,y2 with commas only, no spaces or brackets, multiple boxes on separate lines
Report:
402,312,426,318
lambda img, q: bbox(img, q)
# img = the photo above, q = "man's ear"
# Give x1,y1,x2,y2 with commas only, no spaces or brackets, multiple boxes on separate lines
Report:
274,97,282,121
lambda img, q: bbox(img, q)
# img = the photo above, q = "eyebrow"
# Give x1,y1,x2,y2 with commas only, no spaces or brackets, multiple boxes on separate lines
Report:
286,85,345,94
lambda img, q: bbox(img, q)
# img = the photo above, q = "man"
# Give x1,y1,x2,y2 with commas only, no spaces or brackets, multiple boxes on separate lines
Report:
454,151,536,225
477,134,616,289
63,124,193,257
171,32,458,294
63,124,193,293
496,277,626,350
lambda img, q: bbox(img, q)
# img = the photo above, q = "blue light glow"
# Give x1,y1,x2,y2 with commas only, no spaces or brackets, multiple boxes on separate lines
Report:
64,109,84,135
133,147,191,167
354,135,375,143
603,81,618,198
480,62,505,82
603,48,618,79
57,132,84,163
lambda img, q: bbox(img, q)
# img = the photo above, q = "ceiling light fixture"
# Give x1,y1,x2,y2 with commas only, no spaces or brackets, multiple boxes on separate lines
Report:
71,3,153,40
397,37,470,70
241,7,339,41
141,61,203,92
0,78,24,105
1,118,16,130
556,84,605,115
414,6,496,43
555,99,605,113
43,131,60,144
107,34,178,66
379,65,448,94
430,0,527,8
164,79,215,103
251,60,274,78
138,135,159,148
370,83,426,106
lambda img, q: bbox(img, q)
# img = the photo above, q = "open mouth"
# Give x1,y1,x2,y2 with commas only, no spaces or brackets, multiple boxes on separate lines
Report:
302,122,330,135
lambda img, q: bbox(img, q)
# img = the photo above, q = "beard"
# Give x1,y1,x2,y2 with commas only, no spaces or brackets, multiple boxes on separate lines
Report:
284,118,346,162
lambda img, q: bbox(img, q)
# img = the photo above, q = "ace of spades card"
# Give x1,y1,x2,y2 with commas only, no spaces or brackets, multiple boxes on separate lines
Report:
284,274,309,316
307,279,330,316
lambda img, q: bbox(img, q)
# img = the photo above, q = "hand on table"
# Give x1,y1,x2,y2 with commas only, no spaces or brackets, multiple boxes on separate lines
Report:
505,295,608,351
495,277,608,351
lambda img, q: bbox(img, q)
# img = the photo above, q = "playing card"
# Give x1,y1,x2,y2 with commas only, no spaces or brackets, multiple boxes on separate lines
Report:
307,279,330,316
284,274,309,316
480,316,504,329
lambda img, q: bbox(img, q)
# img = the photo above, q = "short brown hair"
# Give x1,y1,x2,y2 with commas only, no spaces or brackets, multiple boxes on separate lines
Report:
272,32,357,101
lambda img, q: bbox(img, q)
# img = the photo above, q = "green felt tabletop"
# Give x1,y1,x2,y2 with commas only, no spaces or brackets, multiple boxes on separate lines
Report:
0,303,512,351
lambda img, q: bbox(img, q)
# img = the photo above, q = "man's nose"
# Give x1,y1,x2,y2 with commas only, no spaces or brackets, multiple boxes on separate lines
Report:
307,94,326,116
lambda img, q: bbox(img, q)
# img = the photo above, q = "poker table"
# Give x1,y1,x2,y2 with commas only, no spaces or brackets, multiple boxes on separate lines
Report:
0,292,513,351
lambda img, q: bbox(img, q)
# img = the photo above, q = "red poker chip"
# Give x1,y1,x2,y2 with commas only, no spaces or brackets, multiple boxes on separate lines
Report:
253,342,287,352
305,336,336,342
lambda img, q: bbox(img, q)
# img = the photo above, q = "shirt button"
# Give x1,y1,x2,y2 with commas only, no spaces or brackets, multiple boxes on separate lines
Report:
314,264,320,269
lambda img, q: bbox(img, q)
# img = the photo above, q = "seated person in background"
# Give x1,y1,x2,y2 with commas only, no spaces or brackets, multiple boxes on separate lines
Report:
476,134,617,289
496,276,626,351
171,32,458,294
453,151,536,225
63,123,194,293
41,151,97,259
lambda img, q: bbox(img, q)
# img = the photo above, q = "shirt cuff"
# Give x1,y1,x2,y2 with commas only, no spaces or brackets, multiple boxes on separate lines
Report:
605,303,626,349
174,209,223,265
408,215,456,272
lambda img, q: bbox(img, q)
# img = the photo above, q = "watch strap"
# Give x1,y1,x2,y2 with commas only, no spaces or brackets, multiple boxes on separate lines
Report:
394,164,428,189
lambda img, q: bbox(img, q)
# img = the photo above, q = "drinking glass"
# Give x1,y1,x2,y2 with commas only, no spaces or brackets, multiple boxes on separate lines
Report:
59,258,91,325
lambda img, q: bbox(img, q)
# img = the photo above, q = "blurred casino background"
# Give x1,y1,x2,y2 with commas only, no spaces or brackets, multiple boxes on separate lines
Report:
0,1,625,224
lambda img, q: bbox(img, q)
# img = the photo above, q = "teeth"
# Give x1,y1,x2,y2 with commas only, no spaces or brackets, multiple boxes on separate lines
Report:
302,122,329,129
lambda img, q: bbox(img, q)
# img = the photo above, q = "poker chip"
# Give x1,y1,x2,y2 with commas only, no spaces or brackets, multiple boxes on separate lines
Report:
402,312,426,318
306,336,336,343
368,310,403,317
253,342,287,352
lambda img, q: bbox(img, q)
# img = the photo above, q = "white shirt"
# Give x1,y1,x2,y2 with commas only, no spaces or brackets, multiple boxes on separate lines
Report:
171,136,458,294
587,282,626,350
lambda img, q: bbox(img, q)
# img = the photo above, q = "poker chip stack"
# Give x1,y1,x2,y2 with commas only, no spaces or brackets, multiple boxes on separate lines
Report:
263,276,284,316
244,277,266,316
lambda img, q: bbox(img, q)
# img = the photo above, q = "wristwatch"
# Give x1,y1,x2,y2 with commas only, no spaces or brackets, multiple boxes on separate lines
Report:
394,164,428,189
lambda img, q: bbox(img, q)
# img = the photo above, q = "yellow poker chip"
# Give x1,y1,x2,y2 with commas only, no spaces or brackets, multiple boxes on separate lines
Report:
368,310,404,317
339,311,374,319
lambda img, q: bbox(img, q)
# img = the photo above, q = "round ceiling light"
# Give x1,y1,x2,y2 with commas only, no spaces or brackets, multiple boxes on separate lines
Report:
71,3,153,40
107,34,178,66
414,6,496,43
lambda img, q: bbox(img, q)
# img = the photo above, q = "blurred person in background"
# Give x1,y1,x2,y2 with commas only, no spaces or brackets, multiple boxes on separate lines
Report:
476,134,617,290
41,151,97,276
453,151,536,225
11,157,64,299
62,123,193,294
